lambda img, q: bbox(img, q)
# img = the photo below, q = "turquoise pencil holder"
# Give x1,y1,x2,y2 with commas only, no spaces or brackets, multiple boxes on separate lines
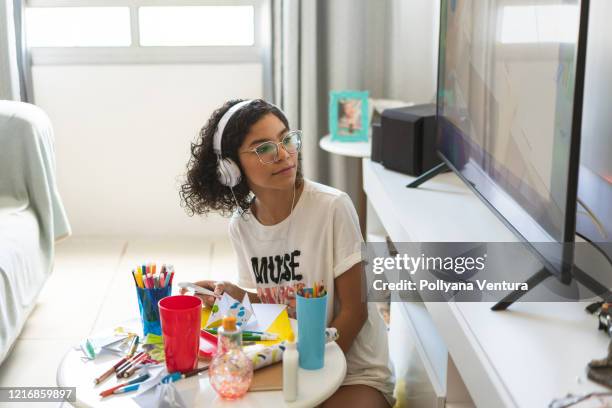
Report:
296,293,327,370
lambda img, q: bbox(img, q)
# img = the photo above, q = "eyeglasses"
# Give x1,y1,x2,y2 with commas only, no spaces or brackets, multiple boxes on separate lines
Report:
240,130,302,164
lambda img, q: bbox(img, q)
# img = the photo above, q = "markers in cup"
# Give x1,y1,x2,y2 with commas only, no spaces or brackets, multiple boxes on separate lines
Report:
133,263,174,336
297,281,326,298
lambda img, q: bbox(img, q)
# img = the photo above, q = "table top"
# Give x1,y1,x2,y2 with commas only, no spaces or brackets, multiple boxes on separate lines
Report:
319,135,371,158
57,322,346,408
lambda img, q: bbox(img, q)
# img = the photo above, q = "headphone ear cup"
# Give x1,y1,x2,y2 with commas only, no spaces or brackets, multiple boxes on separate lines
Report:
217,158,242,187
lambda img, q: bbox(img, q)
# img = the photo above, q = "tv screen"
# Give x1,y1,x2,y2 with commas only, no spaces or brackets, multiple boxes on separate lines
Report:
436,0,589,278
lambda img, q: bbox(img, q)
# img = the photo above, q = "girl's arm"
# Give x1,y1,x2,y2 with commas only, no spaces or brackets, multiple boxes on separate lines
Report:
329,262,368,354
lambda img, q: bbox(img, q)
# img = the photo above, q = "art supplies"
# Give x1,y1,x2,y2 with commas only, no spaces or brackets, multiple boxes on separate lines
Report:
112,382,143,395
122,353,150,378
132,263,174,290
127,335,139,358
296,287,328,370
245,342,286,370
99,373,150,398
133,263,173,336
203,329,278,341
159,295,202,373
204,328,279,340
297,281,327,298
116,352,148,378
161,366,209,384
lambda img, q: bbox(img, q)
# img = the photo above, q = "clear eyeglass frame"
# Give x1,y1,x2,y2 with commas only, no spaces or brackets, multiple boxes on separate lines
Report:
242,130,303,164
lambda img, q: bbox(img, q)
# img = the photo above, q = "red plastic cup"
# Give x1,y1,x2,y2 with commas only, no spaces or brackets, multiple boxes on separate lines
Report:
159,295,202,373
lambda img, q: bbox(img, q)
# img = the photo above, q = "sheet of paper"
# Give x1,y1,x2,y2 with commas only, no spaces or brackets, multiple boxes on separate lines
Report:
205,293,252,328
248,304,286,332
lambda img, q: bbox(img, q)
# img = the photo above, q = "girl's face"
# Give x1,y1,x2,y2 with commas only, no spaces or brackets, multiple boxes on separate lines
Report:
238,113,298,191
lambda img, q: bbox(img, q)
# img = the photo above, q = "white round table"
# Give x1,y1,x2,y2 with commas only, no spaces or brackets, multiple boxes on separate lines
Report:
318,135,371,158
57,322,346,408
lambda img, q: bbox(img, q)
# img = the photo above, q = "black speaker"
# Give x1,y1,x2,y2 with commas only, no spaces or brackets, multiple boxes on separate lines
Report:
371,122,383,163
380,104,441,176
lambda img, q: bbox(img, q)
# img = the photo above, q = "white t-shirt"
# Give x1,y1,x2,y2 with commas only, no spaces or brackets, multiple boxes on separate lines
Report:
229,179,394,400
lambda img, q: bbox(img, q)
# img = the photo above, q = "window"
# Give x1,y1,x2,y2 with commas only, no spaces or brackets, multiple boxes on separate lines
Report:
25,1,267,65
139,6,255,46
26,7,131,47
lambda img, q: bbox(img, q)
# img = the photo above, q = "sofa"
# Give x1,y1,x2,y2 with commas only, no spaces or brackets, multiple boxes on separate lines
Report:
0,100,70,364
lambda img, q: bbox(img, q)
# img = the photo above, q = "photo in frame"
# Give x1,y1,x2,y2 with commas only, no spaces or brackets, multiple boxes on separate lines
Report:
329,90,369,142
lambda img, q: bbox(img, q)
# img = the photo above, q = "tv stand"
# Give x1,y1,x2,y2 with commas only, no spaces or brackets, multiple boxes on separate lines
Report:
490,267,551,311
492,265,612,311
406,162,449,188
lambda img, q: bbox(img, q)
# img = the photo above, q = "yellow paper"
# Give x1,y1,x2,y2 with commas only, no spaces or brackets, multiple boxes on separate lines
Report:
201,307,211,328
256,308,293,346
201,304,294,345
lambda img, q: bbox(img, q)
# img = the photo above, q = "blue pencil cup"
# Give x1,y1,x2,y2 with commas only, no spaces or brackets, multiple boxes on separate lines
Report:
136,286,172,336
296,293,327,370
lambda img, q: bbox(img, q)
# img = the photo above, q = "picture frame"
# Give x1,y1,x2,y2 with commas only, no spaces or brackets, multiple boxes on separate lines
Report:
329,90,369,142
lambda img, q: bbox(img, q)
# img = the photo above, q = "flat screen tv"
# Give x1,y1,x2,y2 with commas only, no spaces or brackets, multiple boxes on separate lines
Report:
577,0,612,263
435,0,590,293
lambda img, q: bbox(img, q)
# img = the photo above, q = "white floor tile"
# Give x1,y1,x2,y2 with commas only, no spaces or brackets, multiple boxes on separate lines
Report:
19,238,126,340
209,239,239,283
0,339,77,387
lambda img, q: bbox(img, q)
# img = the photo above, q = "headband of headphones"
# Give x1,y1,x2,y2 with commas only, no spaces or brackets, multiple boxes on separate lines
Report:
212,99,254,156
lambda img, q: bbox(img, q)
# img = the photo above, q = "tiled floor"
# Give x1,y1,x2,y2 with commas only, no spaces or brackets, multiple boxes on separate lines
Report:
0,237,236,407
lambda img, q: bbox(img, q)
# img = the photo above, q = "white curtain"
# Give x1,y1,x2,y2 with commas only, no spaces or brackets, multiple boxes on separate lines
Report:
0,0,28,101
273,0,439,205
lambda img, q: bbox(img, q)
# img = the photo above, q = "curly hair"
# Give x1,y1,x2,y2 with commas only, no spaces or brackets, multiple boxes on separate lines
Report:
180,99,303,217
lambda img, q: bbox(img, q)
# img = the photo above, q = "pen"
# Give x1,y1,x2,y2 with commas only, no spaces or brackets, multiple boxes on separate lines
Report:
99,373,150,398
242,334,279,341
204,329,278,338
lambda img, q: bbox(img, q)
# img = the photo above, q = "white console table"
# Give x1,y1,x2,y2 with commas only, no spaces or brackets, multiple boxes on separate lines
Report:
363,158,610,407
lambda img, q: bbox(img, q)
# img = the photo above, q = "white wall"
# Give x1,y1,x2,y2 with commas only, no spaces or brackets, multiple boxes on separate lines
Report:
385,0,440,104
32,63,263,237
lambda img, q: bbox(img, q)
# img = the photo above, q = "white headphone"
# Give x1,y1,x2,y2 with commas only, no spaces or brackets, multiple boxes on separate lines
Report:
213,99,254,187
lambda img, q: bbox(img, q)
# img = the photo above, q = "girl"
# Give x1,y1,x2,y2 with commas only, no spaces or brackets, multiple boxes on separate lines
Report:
180,99,394,407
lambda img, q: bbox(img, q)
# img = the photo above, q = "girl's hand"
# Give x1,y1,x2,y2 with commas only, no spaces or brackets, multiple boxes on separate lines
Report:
179,280,225,307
